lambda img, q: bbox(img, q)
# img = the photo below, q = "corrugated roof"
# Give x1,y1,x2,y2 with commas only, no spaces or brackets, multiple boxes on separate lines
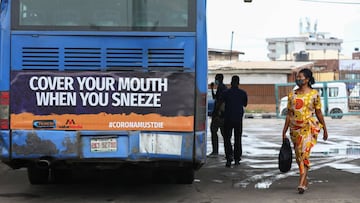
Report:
208,48,244,54
208,60,314,73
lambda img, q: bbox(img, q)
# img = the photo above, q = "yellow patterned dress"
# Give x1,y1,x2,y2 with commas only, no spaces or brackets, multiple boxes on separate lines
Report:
287,89,323,175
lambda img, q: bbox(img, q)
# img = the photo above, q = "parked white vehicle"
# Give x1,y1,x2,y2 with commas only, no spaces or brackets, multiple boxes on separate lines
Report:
349,83,360,110
279,82,349,119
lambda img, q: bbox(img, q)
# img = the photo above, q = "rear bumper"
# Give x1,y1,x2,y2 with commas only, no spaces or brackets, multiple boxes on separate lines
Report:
0,130,206,169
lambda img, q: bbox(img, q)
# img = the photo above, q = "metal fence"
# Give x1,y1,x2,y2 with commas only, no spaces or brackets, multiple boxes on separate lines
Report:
275,80,360,119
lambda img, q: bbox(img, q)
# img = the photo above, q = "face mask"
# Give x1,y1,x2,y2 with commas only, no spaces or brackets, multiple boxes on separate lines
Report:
215,80,219,85
295,79,305,86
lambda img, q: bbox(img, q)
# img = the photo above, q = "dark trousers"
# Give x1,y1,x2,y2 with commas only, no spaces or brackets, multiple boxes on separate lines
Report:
223,119,243,161
210,116,224,154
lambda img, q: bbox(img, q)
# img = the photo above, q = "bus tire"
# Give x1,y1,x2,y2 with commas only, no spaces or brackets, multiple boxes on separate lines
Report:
152,169,170,184
176,169,194,184
27,166,50,185
51,168,72,184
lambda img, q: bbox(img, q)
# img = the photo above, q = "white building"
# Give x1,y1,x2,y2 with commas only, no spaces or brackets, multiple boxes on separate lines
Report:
208,60,314,85
266,32,343,61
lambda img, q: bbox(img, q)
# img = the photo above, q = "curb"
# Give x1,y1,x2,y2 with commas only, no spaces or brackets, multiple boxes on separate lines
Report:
245,113,277,119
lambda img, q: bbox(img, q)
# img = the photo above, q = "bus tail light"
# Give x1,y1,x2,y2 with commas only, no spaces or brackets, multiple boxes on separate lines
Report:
0,92,9,129
195,92,207,131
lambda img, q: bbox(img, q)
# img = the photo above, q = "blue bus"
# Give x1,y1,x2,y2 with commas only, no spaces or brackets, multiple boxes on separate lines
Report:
0,0,208,184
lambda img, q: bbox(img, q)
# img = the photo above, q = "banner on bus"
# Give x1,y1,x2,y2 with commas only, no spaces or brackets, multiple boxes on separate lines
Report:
10,71,195,131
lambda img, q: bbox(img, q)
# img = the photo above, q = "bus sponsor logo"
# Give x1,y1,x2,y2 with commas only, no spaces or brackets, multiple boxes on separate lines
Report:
58,119,83,129
33,120,56,128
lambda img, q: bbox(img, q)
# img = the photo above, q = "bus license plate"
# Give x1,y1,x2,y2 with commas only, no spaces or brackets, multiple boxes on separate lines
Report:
90,138,117,152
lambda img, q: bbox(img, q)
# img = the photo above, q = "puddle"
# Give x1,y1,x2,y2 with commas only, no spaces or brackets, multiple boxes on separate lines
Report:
212,179,224,184
314,145,360,156
326,163,360,174
254,181,272,189
233,181,247,188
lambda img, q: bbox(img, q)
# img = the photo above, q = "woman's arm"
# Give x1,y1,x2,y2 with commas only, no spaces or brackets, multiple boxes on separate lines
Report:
282,109,291,140
315,109,328,141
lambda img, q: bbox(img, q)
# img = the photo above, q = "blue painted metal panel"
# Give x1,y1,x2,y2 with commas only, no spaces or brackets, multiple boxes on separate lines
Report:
9,130,194,161
128,133,140,160
0,130,10,159
11,35,196,71
196,0,208,94
194,0,208,165
0,0,11,90
121,132,193,161
181,133,194,159
195,131,206,162
11,130,78,159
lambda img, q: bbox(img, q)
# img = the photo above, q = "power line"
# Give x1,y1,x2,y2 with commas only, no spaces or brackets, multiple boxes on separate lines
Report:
299,0,360,4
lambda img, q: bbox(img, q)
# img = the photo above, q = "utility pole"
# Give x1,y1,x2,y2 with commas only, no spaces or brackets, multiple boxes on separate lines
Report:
230,31,234,61
285,38,288,61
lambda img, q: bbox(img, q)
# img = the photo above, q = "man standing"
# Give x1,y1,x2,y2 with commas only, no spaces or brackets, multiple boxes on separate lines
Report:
209,74,227,157
222,75,248,167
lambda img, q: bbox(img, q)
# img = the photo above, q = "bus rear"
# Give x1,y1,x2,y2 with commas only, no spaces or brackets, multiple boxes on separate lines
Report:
0,0,208,184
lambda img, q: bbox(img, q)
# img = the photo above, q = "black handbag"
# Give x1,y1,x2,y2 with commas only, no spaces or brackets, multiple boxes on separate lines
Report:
278,138,292,173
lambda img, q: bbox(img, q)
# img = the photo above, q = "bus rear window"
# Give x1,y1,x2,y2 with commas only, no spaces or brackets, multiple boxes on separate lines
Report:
11,0,196,32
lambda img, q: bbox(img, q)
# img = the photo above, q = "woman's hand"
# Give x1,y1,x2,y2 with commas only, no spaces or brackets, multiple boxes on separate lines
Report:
323,129,328,141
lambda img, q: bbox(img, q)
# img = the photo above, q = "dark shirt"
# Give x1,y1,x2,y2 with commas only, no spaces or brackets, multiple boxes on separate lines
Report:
212,83,227,100
222,86,248,122
212,83,227,117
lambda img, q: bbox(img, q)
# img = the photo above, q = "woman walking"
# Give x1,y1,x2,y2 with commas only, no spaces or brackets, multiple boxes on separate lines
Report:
282,68,328,194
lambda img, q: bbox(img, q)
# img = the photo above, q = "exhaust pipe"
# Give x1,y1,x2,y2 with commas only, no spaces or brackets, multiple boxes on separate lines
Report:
36,159,51,168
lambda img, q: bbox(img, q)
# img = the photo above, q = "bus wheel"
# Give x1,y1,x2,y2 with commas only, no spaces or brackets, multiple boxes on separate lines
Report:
152,169,171,184
176,169,194,184
51,168,72,184
27,166,50,185
330,108,343,119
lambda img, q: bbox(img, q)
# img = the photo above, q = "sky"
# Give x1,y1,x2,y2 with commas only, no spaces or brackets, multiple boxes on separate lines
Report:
206,0,360,61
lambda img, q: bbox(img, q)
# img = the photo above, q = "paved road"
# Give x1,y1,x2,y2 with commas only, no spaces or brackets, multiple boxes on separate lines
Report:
0,116,359,203
202,116,360,202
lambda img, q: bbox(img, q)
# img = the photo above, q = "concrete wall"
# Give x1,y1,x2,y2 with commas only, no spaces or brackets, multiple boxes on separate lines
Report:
208,73,288,85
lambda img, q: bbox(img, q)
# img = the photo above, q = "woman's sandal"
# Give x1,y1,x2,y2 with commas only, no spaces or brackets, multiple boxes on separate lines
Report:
297,186,306,194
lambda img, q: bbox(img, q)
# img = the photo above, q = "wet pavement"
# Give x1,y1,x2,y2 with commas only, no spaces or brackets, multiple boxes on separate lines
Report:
206,116,360,177
196,159,360,203
199,116,360,202
0,116,359,203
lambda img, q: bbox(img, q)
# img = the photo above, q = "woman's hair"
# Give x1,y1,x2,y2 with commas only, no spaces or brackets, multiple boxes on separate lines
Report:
299,68,315,87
